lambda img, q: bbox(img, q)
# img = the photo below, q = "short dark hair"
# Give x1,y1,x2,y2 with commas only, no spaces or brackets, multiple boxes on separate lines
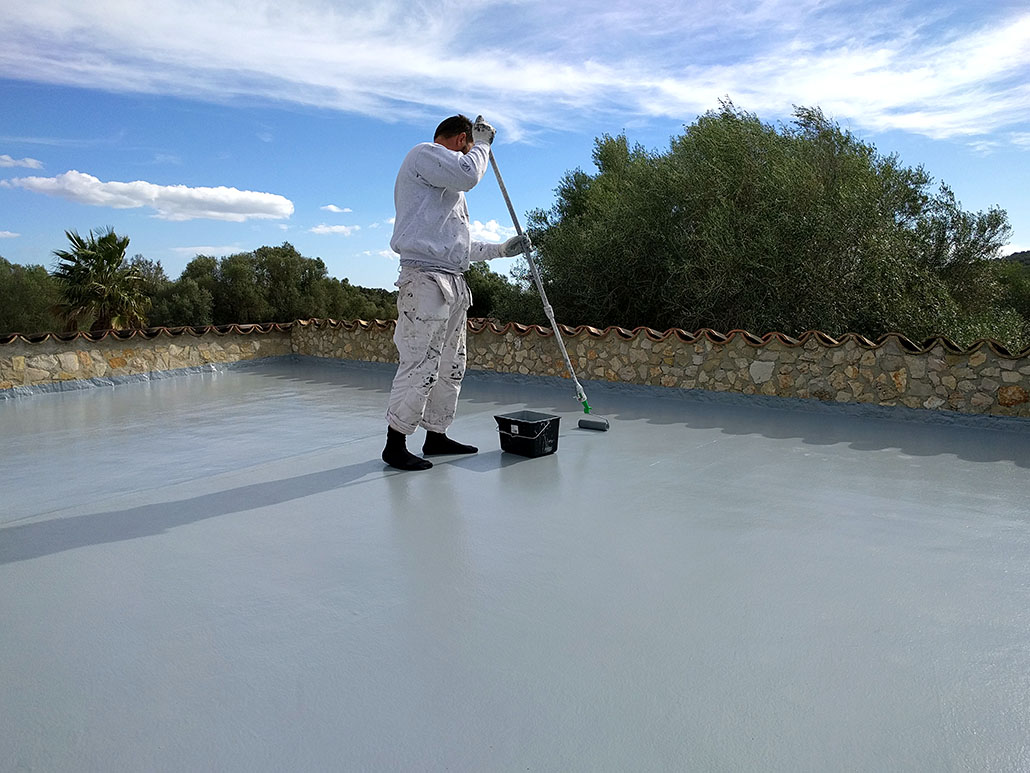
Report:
434,114,473,141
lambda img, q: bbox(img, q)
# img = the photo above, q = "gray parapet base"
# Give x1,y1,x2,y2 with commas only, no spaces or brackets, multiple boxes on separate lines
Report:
4,354,1027,431
0,357,290,400
463,363,1030,431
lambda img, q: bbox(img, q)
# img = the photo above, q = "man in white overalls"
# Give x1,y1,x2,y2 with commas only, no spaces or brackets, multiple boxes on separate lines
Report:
383,115,530,471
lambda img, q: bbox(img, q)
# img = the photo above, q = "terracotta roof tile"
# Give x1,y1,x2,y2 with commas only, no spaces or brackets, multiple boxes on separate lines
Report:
0,322,295,346
462,320,1030,359
3,319,1028,359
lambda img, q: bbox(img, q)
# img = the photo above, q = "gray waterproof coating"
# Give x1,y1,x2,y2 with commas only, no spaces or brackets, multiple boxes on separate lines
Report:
2,357,1028,771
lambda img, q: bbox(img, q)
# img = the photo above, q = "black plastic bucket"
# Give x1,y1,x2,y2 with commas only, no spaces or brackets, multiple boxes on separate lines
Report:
494,410,560,457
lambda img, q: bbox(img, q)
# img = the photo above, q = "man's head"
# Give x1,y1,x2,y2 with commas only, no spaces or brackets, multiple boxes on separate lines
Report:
434,115,474,154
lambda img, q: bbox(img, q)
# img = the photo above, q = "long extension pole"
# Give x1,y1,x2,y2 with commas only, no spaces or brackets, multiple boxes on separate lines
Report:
486,141,609,430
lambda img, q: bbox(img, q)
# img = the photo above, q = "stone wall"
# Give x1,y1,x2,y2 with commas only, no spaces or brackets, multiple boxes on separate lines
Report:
0,324,292,393
462,322,1030,418
289,319,397,363
3,318,1028,419
289,319,1030,418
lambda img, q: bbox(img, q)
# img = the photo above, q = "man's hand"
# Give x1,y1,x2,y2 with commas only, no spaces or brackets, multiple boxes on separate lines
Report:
500,233,532,257
473,116,496,146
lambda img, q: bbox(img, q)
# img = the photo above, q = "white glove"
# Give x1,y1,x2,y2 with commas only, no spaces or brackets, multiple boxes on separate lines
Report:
500,233,532,257
473,116,496,146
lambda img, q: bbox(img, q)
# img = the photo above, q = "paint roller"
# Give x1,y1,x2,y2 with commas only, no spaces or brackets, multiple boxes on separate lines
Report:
483,121,610,432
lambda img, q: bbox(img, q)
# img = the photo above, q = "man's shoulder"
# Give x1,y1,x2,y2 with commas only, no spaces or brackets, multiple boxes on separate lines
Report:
400,142,447,168
409,141,448,156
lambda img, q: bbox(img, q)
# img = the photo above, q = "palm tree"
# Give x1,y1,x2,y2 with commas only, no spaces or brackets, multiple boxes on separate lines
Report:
52,227,151,332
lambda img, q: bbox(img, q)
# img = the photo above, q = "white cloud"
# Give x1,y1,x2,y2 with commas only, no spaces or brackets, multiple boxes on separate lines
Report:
170,245,243,256
151,153,182,165
1,170,294,221
321,204,352,213
362,249,398,260
0,230,20,238
0,2,1028,144
0,154,43,168
310,223,360,236
968,140,1002,155
469,219,515,243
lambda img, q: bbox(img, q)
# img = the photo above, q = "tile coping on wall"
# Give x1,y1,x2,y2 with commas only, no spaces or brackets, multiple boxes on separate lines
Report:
2,318,1028,358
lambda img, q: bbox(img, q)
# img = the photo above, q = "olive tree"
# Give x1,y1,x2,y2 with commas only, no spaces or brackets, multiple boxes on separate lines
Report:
0,257,61,335
528,102,1013,344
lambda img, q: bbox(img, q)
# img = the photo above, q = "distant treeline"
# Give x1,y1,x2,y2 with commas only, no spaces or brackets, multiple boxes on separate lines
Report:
4,236,1030,348
1,243,399,335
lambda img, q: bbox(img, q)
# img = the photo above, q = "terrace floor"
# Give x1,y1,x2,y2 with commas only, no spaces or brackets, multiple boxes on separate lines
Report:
1,357,1029,772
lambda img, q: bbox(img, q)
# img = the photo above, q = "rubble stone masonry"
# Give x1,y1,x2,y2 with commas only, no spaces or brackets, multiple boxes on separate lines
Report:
292,319,1030,419
0,325,292,394
3,319,1028,418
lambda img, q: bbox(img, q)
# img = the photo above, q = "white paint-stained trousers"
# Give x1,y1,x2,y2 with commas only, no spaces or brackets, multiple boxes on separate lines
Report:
386,267,471,435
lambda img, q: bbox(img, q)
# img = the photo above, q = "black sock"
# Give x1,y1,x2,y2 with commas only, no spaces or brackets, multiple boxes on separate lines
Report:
422,431,478,456
382,427,433,471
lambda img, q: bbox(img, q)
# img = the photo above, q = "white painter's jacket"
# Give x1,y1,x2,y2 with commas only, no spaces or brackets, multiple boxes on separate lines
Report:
390,142,506,274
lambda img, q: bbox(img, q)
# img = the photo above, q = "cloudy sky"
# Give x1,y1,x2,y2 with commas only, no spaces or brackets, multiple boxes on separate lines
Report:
1,0,1028,290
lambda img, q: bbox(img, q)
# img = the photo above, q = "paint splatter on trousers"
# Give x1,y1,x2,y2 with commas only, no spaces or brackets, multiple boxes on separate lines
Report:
386,267,471,435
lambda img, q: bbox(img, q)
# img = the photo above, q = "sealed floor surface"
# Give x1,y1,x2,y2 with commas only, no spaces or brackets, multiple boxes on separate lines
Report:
1,357,1029,771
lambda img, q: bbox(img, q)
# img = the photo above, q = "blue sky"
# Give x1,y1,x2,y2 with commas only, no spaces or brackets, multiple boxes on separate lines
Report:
1,0,1028,291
